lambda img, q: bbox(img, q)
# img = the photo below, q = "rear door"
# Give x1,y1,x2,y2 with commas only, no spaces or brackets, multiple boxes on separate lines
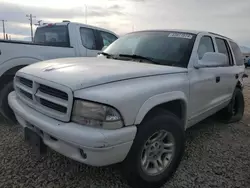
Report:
214,38,239,101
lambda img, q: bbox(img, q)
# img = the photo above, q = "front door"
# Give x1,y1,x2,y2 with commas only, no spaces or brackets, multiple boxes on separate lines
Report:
188,35,224,126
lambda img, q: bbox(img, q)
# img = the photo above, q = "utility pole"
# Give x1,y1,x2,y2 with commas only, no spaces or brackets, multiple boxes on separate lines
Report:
26,14,36,41
1,20,6,40
84,5,87,24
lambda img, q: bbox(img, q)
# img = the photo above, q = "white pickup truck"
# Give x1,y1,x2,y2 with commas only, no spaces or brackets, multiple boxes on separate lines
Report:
9,30,245,188
0,21,118,121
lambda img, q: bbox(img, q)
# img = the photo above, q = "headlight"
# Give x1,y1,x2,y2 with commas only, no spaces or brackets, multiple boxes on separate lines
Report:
71,100,123,129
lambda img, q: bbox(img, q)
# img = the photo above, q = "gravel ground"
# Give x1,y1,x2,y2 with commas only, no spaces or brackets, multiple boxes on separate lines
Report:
1,70,250,188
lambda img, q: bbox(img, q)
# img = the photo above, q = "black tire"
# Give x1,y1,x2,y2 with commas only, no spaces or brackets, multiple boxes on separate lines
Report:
122,109,185,188
218,87,244,123
0,81,16,124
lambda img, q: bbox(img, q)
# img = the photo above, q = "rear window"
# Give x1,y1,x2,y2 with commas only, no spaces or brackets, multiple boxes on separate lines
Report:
34,25,70,47
229,41,244,66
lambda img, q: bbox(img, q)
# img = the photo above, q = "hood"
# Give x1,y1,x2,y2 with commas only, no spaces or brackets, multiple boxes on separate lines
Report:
19,57,187,91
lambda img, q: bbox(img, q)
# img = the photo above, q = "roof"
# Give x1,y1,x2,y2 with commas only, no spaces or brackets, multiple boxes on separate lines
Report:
128,29,201,34
127,29,232,40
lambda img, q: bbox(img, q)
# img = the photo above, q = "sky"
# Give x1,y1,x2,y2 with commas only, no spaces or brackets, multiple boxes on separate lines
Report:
0,0,250,48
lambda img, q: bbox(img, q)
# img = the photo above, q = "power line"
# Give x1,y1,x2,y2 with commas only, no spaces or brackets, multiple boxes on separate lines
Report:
1,20,7,40
26,14,36,41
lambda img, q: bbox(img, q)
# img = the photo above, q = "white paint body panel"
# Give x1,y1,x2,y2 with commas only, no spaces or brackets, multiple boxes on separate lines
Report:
9,91,136,166
9,30,245,166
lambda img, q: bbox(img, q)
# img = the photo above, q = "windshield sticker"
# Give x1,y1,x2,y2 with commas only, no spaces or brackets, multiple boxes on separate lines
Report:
168,33,193,39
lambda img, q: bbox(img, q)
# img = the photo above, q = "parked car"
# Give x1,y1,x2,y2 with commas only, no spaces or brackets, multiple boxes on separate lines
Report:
0,21,118,122
8,30,245,188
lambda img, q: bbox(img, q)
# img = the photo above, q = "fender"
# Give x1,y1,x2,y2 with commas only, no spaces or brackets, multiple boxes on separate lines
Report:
134,91,188,125
0,57,42,77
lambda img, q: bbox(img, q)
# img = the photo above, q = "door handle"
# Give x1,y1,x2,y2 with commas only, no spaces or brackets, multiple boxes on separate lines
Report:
216,76,220,83
235,74,239,79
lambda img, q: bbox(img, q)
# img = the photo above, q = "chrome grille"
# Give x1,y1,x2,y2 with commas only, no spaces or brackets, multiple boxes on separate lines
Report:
15,75,73,122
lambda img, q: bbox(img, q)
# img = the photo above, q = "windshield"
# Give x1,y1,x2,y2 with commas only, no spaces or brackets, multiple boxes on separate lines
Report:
34,25,70,47
103,31,196,67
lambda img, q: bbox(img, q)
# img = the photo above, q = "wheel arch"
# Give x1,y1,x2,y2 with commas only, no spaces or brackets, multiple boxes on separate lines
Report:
0,57,41,88
134,91,188,130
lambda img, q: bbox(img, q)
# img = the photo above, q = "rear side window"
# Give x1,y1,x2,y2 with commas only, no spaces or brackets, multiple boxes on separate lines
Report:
229,41,244,66
215,38,232,65
99,31,118,48
80,27,97,50
197,36,215,60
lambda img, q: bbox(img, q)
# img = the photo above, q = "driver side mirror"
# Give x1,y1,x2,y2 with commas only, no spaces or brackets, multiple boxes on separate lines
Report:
194,52,228,68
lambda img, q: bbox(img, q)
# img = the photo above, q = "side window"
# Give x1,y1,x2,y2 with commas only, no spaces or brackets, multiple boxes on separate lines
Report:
229,41,244,66
197,36,215,60
99,31,118,48
80,27,96,50
215,38,231,65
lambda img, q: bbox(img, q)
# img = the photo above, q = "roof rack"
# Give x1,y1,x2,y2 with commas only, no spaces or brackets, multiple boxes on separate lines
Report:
208,32,231,40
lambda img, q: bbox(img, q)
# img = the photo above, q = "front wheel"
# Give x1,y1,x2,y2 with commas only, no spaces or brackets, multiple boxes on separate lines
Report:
0,81,16,124
122,110,185,188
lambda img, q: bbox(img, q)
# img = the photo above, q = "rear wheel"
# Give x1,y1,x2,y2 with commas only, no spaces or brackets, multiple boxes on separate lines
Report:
218,87,244,123
122,110,185,188
0,81,16,124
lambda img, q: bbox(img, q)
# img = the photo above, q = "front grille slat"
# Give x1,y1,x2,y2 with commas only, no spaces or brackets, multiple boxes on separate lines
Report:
39,84,68,101
19,77,33,88
40,98,67,113
35,91,68,107
20,89,32,100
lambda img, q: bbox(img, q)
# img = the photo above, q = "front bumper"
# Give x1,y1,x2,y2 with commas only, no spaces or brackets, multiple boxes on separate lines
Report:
8,91,137,166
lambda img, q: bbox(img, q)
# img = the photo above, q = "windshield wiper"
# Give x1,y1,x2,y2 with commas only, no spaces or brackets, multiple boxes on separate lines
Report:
118,54,162,65
98,52,113,57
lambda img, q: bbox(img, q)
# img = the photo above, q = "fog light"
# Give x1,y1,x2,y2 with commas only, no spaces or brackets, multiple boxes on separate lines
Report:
80,149,87,159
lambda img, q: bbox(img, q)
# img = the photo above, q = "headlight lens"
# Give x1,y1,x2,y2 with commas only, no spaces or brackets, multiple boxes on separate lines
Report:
71,100,123,129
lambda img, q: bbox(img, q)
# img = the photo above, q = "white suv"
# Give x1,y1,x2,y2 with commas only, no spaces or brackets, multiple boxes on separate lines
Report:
9,30,245,188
